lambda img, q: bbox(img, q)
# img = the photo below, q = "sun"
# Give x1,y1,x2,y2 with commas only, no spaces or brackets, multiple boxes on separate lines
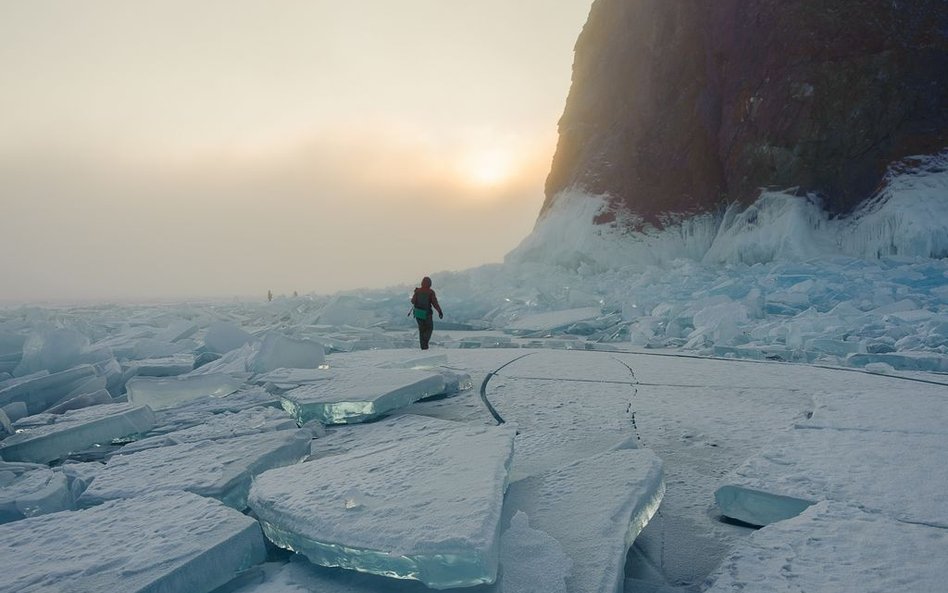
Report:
459,148,516,188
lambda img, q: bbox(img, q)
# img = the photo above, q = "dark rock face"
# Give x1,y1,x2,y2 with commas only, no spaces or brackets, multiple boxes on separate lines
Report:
543,0,948,226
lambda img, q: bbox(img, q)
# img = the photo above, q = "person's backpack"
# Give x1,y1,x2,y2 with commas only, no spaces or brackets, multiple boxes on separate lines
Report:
413,290,431,320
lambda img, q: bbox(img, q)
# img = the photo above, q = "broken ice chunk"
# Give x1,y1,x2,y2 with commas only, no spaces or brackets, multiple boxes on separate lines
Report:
204,323,255,354
248,423,515,589
0,408,12,438
502,449,664,593
280,367,445,425
13,329,90,376
124,354,195,377
0,491,266,593
713,485,815,527
0,403,155,464
119,406,298,454
0,463,72,524
148,388,281,434
250,333,326,374
507,307,603,333
45,389,112,415
0,364,97,415
78,428,313,510
126,372,243,411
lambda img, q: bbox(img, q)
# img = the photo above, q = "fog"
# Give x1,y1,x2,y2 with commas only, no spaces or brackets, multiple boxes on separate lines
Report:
0,0,593,303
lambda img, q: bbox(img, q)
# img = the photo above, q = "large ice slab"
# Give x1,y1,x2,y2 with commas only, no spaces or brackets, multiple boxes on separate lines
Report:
705,501,948,593
309,414,464,460
248,423,516,589
0,403,155,464
78,427,312,510
0,491,266,593
503,448,664,593
126,372,243,410
717,427,948,527
280,367,445,424
45,388,112,415
0,462,72,524
0,364,97,415
250,332,325,373
119,406,298,454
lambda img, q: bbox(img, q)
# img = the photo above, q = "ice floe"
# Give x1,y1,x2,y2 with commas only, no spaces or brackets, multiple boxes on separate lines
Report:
0,491,266,593
249,422,516,589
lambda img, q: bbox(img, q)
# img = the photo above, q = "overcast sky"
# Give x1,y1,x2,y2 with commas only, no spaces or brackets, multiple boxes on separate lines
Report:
0,1,593,303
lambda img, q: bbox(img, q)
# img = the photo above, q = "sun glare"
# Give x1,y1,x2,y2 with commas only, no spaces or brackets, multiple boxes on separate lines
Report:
460,149,516,188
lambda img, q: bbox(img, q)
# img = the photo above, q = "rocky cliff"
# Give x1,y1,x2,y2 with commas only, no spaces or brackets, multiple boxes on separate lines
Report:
543,0,948,226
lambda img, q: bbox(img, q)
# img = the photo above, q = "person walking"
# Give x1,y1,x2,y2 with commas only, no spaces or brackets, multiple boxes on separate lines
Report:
410,276,443,350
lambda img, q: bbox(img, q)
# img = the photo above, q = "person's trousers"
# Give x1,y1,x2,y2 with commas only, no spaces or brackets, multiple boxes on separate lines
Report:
416,317,434,350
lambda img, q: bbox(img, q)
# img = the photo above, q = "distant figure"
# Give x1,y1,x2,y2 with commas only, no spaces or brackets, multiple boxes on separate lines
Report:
293,290,298,298
410,276,443,350
267,290,273,302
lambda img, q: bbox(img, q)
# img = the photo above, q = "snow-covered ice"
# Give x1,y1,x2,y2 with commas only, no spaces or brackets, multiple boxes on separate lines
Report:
280,367,445,425
0,403,155,463
249,421,516,589
0,491,266,593
705,501,948,593
78,427,313,510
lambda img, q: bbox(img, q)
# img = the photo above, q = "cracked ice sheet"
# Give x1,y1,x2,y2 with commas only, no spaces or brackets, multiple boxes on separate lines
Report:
705,501,948,593
0,403,155,464
280,367,445,425
78,428,312,510
485,351,639,480
0,491,266,593
248,423,515,589
719,427,948,528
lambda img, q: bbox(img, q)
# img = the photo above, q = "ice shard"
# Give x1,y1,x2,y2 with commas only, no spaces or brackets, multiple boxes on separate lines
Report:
126,372,243,411
45,389,112,415
705,502,948,593
119,406,298,454
250,333,325,374
124,355,195,377
280,367,445,425
78,427,312,510
0,491,266,593
0,463,72,524
502,449,665,593
0,365,97,415
0,403,155,464
248,423,516,589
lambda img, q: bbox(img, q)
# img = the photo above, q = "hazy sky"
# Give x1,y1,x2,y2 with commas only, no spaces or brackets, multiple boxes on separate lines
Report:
0,1,593,303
